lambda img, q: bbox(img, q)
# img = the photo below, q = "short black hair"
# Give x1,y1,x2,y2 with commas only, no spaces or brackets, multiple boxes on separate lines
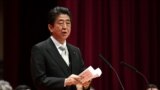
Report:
48,6,71,24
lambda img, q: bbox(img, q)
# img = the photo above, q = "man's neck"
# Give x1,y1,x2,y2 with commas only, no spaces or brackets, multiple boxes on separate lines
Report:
50,36,66,46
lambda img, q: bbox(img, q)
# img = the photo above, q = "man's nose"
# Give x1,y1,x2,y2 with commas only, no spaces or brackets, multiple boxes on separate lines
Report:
62,23,67,29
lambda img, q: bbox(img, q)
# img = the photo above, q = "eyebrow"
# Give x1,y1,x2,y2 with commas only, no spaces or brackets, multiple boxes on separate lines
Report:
58,19,71,22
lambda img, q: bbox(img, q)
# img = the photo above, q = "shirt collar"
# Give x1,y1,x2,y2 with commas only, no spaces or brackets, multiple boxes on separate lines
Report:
50,36,67,49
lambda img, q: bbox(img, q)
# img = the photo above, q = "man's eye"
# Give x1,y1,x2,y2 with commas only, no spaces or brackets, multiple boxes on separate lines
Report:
66,22,71,24
67,23,71,24
58,22,63,25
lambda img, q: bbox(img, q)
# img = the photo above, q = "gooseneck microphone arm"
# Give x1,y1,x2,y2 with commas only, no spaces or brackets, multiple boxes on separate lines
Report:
99,54,125,90
120,61,149,85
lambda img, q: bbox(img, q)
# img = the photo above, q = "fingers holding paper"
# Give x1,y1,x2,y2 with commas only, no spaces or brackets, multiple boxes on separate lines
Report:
64,66,102,89
64,74,92,89
79,66,102,83
82,80,92,89
64,74,81,86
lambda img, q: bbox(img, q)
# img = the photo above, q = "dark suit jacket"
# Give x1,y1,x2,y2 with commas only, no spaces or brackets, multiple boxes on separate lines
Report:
31,38,85,90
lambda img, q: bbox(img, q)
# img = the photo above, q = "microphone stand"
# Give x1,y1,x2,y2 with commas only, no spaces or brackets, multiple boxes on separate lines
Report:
120,61,149,85
99,54,125,90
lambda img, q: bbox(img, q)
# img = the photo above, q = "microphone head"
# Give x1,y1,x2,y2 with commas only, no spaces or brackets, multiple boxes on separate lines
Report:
99,54,112,68
120,61,138,72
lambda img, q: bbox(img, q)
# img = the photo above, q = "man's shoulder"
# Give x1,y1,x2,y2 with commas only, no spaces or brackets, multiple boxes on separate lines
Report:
33,38,51,48
67,43,79,50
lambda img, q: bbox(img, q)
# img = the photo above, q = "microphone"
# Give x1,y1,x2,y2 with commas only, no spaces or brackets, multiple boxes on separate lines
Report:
99,54,125,90
120,61,149,85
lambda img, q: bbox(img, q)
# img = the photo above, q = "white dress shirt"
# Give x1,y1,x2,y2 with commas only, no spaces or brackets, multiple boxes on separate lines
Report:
50,36,70,66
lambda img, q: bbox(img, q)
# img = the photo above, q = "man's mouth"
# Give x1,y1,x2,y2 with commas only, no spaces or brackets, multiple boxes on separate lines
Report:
62,32,68,36
62,32,67,34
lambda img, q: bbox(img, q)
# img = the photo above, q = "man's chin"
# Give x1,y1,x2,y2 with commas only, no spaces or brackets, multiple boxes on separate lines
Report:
61,37,68,40
62,35,69,38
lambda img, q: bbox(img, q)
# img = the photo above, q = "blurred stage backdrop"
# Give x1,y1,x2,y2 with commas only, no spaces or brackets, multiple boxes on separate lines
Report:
3,0,160,90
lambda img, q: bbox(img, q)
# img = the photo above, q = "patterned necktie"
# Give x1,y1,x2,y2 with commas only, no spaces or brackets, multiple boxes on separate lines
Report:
59,46,69,66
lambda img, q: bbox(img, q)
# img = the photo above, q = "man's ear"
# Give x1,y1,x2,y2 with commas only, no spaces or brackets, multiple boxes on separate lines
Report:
48,24,53,33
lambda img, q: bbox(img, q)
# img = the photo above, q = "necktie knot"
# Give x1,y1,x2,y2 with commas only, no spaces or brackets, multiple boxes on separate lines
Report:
59,46,66,51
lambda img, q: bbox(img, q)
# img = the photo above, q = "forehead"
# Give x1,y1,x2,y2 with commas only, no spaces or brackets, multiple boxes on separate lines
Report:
56,14,71,21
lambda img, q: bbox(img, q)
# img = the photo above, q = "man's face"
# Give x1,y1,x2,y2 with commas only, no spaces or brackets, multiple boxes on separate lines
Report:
49,14,71,43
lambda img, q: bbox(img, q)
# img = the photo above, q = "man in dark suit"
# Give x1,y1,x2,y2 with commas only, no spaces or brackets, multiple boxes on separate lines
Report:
30,6,91,90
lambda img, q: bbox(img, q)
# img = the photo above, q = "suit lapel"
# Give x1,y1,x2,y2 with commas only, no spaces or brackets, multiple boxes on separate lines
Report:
67,44,78,74
46,38,71,76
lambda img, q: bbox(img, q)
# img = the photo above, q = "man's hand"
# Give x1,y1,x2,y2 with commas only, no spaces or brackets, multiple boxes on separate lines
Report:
82,80,92,89
64,74,82,86
76,80,91,90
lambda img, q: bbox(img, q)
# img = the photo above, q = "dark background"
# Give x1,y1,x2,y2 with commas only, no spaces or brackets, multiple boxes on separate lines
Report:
3,0,57,89
2,0,160,90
